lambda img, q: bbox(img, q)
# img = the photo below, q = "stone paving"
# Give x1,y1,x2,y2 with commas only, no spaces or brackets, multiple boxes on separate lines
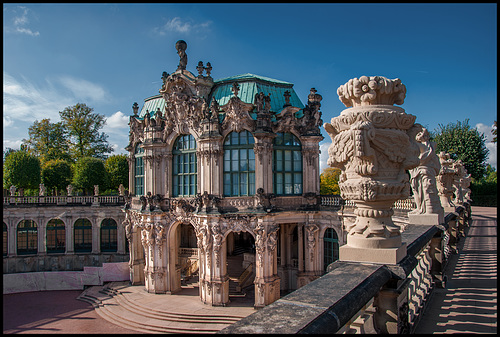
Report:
414,206,497,334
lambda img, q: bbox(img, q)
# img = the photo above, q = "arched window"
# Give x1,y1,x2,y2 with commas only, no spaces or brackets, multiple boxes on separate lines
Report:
223,131,255,197
323,228,339,271
3,223,8,257
100,218,117,252
46,219,65,253
172,134,197,197
74,218,92,253
17,220,37,255
134,143,144,196
274,132,302,195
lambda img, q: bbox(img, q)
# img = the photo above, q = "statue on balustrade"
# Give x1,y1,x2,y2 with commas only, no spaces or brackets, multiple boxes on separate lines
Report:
408,126,443,216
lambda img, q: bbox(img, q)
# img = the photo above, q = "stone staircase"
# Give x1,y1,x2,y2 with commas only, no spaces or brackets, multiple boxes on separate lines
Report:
77,281,249,334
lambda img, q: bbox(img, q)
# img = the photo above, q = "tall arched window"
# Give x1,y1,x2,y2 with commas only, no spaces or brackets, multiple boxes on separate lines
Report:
323,228,339,271
100,218,117,252
223,131,255,197
172,134,197,197
17,220,37,255
74,218,92,253
134,143,144,196
3,223,8,256
274,132,302,195
46,219,65,253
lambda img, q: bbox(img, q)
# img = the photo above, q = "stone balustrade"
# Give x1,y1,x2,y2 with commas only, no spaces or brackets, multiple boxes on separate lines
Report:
219,203,470,334
3,195,124,206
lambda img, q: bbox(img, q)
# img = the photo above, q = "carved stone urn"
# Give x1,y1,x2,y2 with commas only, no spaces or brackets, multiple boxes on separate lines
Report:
324,76,420,264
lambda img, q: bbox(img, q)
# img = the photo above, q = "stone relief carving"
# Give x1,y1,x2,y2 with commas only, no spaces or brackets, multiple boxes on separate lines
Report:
220,85,255,133
337,75,406,107
408,125,444,215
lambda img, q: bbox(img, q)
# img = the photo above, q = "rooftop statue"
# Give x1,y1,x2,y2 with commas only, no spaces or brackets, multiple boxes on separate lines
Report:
175,40,188,71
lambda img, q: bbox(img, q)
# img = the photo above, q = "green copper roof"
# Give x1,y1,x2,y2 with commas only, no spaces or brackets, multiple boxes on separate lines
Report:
138,73,305,119
139,94,165,119
210,73,304,113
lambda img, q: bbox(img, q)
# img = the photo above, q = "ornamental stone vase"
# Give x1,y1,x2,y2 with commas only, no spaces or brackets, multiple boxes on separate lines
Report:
324,76,420,264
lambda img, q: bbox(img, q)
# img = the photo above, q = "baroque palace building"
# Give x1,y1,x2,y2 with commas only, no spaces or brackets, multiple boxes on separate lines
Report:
123,40,344,307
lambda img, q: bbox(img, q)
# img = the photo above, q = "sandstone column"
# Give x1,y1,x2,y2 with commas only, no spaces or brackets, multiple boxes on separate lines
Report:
324,76,420,264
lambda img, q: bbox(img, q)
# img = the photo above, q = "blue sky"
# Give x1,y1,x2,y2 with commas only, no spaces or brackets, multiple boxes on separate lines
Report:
3,3,497,170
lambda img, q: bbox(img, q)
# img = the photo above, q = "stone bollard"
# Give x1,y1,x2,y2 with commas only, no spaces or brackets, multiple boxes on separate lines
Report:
324,75,420,264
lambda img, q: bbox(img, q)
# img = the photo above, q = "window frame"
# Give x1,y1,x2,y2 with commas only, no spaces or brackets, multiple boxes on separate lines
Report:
100,218,118,253
223,130,256,197
74,218,92,253
172,134,198,197
134,143,144,196
16,219,38,255
273,132,303,196
46,218,66,254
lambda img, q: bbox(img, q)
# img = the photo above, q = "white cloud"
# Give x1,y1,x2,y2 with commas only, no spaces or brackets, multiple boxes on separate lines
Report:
105,111,129,130
476,123,497,169
58,76,108,102
6,6,40,36
153,17,212,36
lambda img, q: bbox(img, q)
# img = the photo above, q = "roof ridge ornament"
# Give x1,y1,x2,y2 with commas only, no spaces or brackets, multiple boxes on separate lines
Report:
231,82,240,96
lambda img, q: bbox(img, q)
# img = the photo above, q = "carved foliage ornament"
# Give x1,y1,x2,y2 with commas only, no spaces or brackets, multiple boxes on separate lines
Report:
337,76,406,107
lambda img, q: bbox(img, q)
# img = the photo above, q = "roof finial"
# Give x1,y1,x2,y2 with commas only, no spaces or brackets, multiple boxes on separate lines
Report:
231,82,240,97
175,40,188,71
283,90,291,107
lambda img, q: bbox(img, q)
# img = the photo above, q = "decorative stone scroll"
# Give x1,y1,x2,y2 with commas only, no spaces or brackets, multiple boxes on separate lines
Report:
324,75,419,264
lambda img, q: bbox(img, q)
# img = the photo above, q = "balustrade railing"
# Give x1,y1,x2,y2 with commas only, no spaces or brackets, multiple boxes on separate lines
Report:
4,195,124,206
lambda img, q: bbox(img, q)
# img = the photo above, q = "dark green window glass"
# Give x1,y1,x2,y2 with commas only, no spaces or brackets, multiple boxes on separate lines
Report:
223,131,255,197
100,218,117,252
323,228,339,271
273,132,302,195
134,143,144,196
172,134,197,197
17,220,37,255
46,219,65,254
74,218,92,253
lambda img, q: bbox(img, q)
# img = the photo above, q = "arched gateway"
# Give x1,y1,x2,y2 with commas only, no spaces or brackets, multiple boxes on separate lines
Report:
123,40,343,308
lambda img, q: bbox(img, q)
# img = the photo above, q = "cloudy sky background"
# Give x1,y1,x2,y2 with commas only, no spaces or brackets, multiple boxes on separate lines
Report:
3,4,497,170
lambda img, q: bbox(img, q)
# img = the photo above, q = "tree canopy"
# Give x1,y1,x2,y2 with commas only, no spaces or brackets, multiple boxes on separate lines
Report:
3,149,41,190
104,154,129,190
41,159,72,195
72,157,107,195
22,119,71,164
431,119,489,181
59,103,114,160
320,167,341,195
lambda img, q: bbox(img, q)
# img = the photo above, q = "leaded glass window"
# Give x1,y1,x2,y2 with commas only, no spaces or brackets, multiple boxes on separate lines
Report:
223,131,255,197
46,218,65,253
172,134,197,197
274,132,302,195
134,143,144,196
17,220,37,255
74,218,92,253
100,218,117,252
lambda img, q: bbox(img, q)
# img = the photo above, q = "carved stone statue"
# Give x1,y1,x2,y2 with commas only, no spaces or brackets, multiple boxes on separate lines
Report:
39,183,46,196
9,185,16,196
94,185,99,196
408,126,444,224
436,152,456,211
118,184,125,196
67,184,74,196
175,40,188,71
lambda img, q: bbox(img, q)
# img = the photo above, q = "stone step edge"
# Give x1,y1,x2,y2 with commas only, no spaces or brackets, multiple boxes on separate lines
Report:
101,288,242,325
104,283,248,320
95,298,223,334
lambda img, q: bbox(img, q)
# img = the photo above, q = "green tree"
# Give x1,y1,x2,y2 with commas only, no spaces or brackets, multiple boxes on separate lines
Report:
41,159,72,195
492,121,497,143
59,103,114,160
431,119,489,180
72,157,106,195
22,119,72,164
104,154,129,191
3,149,41,190
320,167,341,195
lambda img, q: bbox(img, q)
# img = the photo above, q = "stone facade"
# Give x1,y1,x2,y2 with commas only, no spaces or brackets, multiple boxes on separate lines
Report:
124,41,343,307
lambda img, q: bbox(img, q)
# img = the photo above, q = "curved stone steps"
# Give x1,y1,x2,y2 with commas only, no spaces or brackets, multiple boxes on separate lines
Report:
99,286,242,325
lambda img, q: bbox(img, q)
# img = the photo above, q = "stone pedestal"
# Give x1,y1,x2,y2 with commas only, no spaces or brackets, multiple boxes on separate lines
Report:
324,76,420,265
